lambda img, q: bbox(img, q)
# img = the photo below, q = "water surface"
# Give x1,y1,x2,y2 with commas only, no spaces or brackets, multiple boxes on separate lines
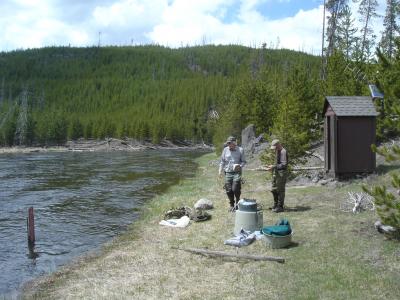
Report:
0,149,204,297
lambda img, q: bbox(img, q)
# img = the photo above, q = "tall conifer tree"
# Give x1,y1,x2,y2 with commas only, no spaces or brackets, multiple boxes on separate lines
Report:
380,0,400,58
355,0,380,62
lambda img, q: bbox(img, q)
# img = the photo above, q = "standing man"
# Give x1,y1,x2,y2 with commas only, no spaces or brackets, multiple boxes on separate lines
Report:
219,136,246,212
266,139,288,213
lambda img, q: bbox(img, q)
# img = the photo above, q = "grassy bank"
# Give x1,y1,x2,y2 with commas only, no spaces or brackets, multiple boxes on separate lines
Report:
23,153,400,299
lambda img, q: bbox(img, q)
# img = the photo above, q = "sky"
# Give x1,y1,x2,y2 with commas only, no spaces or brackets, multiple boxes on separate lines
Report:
0,0,387,54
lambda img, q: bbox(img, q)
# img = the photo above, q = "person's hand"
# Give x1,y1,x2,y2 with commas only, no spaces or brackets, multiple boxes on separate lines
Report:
218,170,223,178
233,164,241,172
265,165,274,171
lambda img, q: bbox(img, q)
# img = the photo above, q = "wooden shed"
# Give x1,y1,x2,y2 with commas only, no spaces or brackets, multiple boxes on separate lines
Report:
323,96,379,177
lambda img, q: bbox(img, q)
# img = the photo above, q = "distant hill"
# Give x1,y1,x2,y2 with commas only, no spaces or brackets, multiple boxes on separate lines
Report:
0,45,321,146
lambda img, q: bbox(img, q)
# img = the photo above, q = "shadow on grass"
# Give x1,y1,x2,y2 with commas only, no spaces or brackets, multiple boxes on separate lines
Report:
285,241,300,249
376,164,400,175
262,206,311,212
283,206,312,212
267,241,300,250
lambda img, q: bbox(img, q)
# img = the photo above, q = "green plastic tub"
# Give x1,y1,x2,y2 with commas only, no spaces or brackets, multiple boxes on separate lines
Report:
261,232,292,249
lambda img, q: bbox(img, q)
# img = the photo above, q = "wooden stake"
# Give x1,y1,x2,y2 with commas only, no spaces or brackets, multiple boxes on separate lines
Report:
173,247,285,263
27,207,35,245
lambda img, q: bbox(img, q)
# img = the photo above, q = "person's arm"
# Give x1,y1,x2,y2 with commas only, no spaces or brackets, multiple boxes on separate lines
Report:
219,148,226,176
240,148,246,169
276,149,287,170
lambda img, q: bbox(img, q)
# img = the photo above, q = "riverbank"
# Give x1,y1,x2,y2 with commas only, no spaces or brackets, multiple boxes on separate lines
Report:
0,138,213,154
22,153,400,299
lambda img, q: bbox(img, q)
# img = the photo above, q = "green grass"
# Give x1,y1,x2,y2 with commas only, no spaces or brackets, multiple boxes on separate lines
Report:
23,153,400,300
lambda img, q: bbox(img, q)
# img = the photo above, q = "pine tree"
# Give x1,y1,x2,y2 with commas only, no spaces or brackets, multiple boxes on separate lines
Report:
68,117,84,140
326,0,349,57
380,0,400,58
269,92,310,167
364,144,400,238
14,88,29,146
0,105,17,146
355,0,380,62
336,5,359,60
375,38,400,140
326,50,358,95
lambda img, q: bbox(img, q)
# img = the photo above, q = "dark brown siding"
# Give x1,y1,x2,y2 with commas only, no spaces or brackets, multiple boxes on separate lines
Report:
330,116,337,174
337,117,375,173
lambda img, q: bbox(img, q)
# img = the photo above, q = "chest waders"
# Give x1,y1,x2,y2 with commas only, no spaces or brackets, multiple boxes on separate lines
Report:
224,171,242,210
271,150,288,212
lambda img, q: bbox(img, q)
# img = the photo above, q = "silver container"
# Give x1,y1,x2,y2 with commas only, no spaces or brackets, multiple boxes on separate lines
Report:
234,209,263,235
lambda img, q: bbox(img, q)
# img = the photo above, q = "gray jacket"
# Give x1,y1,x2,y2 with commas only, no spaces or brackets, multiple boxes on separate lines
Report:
219,146,246,173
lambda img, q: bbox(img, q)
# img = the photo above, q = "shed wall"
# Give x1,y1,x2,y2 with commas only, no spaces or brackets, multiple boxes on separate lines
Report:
336,117,376,174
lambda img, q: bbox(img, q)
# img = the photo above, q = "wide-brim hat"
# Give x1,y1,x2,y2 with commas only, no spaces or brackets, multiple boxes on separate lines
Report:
270,139,280,150
226,136,236,144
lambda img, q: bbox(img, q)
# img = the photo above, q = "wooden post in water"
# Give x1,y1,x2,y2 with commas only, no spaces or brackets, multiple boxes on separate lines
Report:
27,207,35,246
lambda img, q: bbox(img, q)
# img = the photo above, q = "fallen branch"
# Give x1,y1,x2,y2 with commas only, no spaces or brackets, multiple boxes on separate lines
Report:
374,220,397,235
248,166,324,171
247,167,268,171
292,166,324,171
173,247,285,263
340,191,375,213
305,151,325,162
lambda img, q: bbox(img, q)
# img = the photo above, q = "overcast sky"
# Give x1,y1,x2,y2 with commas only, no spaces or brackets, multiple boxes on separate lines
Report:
0,0,387,54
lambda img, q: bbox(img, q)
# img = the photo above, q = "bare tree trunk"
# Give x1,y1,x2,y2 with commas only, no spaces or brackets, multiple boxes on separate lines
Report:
321,0,327,80
360,1,372,62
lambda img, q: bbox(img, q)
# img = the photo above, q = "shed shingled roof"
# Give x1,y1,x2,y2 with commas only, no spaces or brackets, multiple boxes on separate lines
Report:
325,96,378,116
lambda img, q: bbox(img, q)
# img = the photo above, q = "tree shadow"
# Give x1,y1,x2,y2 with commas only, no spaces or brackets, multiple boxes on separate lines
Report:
376,164,400,175
283,206,312,212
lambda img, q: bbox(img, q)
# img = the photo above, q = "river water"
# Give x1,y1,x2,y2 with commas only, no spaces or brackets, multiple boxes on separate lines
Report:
0,149,205,297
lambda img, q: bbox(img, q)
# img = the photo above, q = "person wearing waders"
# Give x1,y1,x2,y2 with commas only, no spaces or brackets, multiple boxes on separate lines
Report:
218,136,246,212
266,139,288,213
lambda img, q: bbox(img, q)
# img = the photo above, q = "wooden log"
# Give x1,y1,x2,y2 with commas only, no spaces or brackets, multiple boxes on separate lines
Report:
27,207,35,245
248,166,324,171
374,220,397,235
173,247,285,263
292,166,324,171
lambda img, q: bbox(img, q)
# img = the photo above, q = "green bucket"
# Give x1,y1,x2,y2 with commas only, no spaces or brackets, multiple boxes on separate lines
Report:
261,232,292,249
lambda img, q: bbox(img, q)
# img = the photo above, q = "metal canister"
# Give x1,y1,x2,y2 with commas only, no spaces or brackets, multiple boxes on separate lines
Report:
234,199,263,235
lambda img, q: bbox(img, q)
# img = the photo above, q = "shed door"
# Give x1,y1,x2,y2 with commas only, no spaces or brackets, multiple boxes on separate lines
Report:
330,116,337,174
337,117,375,173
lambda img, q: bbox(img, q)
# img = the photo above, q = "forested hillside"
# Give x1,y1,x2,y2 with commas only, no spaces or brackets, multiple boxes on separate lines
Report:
0,45,322,147
0,0,399,162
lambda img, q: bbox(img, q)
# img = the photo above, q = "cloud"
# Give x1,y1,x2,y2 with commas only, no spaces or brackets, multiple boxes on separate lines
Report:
0,0,388,53
0,0,91,49
148,1,324,53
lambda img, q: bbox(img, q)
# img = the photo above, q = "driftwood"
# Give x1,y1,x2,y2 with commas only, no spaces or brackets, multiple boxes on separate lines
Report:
374,220,397,235
173,247,285,263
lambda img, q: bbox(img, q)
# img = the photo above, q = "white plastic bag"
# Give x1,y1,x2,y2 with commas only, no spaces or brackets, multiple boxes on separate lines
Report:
159,216,190,228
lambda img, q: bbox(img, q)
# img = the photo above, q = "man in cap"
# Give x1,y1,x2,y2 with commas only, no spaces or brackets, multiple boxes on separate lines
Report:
266,139,288,212
219,136,246,212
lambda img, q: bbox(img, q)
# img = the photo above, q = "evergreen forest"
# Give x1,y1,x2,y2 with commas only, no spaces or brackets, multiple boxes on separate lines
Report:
0,45,322,148
0,0,399,162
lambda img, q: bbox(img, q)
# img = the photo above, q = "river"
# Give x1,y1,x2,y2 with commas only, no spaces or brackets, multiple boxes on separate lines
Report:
0,149,205,297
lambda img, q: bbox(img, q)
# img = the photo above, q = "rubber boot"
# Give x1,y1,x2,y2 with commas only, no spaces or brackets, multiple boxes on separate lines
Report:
274,191,285,213
233,181,241,210
270,191,278,210
227,192,235,212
